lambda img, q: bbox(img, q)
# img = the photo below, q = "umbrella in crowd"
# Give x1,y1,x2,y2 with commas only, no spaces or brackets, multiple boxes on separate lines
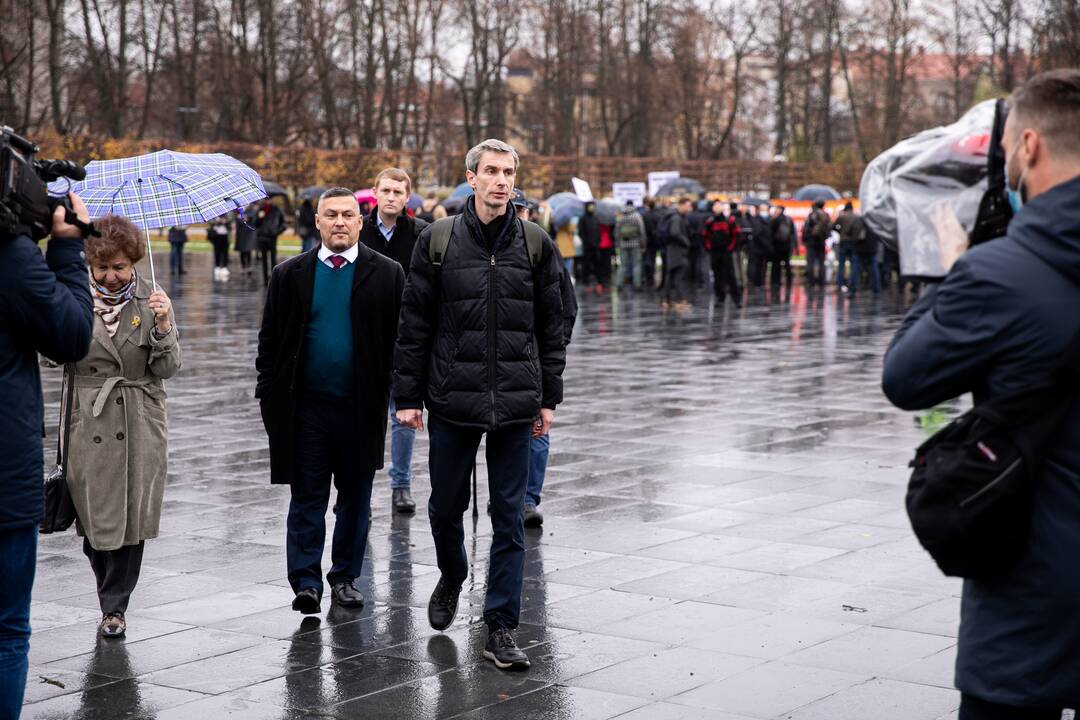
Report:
738,197,770,207
546,192,584,229
263,181,289,198
656,177,706,197
298,185,328,201
408,193,424,211
594,198,625,225
354,188,376,207
442,182,475,214
50,150,267,288
793,184,841,202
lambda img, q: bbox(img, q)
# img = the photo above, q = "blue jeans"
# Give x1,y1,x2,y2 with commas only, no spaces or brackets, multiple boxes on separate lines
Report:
851,253,881,295
835,245,854,288
287,395,375,593
427,414,530,630
526,434,550,507
388,398,415,490
619,245,642,288
0,525,36,719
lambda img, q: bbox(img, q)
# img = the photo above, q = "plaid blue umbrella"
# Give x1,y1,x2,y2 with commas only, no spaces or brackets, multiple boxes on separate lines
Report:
49,150,267,288
50,150,267,230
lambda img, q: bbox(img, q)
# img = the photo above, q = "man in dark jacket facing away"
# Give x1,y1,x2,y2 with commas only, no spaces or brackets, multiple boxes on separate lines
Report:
802,200,829,287
256,188,404,616
662,198,692,308
394,139,565,671
769,205,796,289
0,193,94,715
360,167,429,514
883,70,1080,718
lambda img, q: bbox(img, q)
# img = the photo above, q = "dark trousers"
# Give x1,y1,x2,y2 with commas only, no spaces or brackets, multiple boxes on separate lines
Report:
595,248,613,287
239,250,253,269
642,242,660,289
169,242,185,273
711,252,740,302
851,252,881,295
210,238,229,268
770,252,792,287
747,252,767,287
664,265,687,303
959,694,1071,720
427,413,531,630
0,526,35,718
259,243,278,284
836,244,855,288
688,242,705,287
805,246,826,286
83,538,144,615
287,395,375,594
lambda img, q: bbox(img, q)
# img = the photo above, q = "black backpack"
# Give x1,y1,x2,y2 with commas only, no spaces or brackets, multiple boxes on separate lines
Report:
905,332,1080,578
654,210,676,247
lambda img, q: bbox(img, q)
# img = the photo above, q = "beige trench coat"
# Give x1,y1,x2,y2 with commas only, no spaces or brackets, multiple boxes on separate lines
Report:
66,277,181,551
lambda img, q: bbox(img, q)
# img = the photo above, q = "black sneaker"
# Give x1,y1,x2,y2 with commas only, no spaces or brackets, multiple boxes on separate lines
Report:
292,587,321,615
427,576,461,631
483,627,530,671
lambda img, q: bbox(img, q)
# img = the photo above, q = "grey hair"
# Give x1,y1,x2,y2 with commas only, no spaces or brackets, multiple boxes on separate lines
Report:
318,187,358,209
465,139,520,174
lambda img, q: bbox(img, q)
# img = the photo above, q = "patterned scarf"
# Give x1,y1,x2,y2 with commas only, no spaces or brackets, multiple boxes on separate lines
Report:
90,270,138,338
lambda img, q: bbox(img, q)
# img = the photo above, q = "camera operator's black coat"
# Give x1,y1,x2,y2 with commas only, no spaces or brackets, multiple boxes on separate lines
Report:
883,174,1080,708
393,198,565,429
0,234,93,530
255,243,404,484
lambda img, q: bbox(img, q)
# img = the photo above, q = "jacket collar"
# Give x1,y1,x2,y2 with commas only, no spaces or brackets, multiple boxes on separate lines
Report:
462,196,516,253
292,242,380,318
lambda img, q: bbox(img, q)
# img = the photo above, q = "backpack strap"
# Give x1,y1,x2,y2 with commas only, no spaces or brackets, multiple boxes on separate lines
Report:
520,220,544,268
428,216,459,268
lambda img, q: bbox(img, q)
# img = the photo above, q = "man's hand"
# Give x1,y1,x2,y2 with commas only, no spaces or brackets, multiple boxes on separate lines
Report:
932,202,969,274
396,408,424,431
533,408,554,438
50,192,90,239
149,290,173,334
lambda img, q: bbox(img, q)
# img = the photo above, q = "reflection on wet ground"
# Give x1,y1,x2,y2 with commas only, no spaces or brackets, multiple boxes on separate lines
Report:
26,252,963,719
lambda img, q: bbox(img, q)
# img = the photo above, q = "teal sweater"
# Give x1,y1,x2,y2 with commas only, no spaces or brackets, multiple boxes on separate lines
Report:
302,259,355,397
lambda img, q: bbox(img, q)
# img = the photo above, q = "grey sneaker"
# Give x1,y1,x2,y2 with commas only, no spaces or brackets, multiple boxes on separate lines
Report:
523,502,543,528
483,627,530,670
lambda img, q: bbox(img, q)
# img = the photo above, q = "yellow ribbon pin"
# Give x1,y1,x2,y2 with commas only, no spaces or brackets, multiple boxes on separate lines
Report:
131,315,141,328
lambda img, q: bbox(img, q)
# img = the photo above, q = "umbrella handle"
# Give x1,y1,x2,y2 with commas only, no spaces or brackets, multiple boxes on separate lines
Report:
144,228,158,292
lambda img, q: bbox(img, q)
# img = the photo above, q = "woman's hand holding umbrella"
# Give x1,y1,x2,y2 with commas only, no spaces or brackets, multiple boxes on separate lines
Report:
148,290,173,334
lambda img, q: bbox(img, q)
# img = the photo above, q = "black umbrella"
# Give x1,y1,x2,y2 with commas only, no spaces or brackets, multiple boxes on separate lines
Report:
793,184,841,202
656,178,706,197
263,181,290,198
738,197,770,207
298,185,329,200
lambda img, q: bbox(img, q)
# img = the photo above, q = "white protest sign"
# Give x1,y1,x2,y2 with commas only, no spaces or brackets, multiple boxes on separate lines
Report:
571,177,594,202
612,182,646,207
647,171,680,198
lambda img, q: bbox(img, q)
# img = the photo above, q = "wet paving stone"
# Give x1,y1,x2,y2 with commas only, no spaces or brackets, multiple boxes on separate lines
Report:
26,253,961,717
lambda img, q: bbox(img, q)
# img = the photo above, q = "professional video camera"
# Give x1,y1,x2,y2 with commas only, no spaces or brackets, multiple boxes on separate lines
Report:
859,100,1013,280
0,126,90,241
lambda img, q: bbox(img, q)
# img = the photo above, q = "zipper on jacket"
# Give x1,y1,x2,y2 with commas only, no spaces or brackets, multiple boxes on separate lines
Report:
489,254,497,428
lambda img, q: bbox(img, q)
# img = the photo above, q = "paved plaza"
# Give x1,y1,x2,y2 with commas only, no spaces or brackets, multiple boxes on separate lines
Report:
25,252,964,719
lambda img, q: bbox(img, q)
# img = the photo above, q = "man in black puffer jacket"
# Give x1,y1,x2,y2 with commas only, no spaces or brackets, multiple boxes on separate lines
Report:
394,139,564,672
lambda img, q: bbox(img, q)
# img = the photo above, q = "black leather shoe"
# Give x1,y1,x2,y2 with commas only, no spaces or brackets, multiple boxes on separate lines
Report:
484,627,530,670
427,576,461,631
393,488,416,514
331,580,365,608
292,587,321,615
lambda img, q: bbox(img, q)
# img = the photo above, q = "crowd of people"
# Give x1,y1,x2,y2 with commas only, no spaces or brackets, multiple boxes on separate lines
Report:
1,69,1078,720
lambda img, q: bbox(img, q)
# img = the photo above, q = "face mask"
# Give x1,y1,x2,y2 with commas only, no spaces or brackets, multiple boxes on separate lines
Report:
1005,141,1028,214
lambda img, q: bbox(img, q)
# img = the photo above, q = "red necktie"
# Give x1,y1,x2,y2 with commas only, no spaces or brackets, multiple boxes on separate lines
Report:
329,255,347,269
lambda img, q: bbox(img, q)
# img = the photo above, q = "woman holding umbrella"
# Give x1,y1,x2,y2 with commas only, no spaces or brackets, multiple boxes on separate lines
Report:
65,214,182,638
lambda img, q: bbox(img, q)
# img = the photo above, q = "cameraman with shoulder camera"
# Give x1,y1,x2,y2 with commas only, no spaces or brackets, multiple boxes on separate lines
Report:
883,70,1080,718
0,177,94,716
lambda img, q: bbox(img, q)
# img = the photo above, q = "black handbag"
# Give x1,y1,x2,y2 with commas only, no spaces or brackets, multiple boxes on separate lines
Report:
40,365,77,534
905,332,1080,579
